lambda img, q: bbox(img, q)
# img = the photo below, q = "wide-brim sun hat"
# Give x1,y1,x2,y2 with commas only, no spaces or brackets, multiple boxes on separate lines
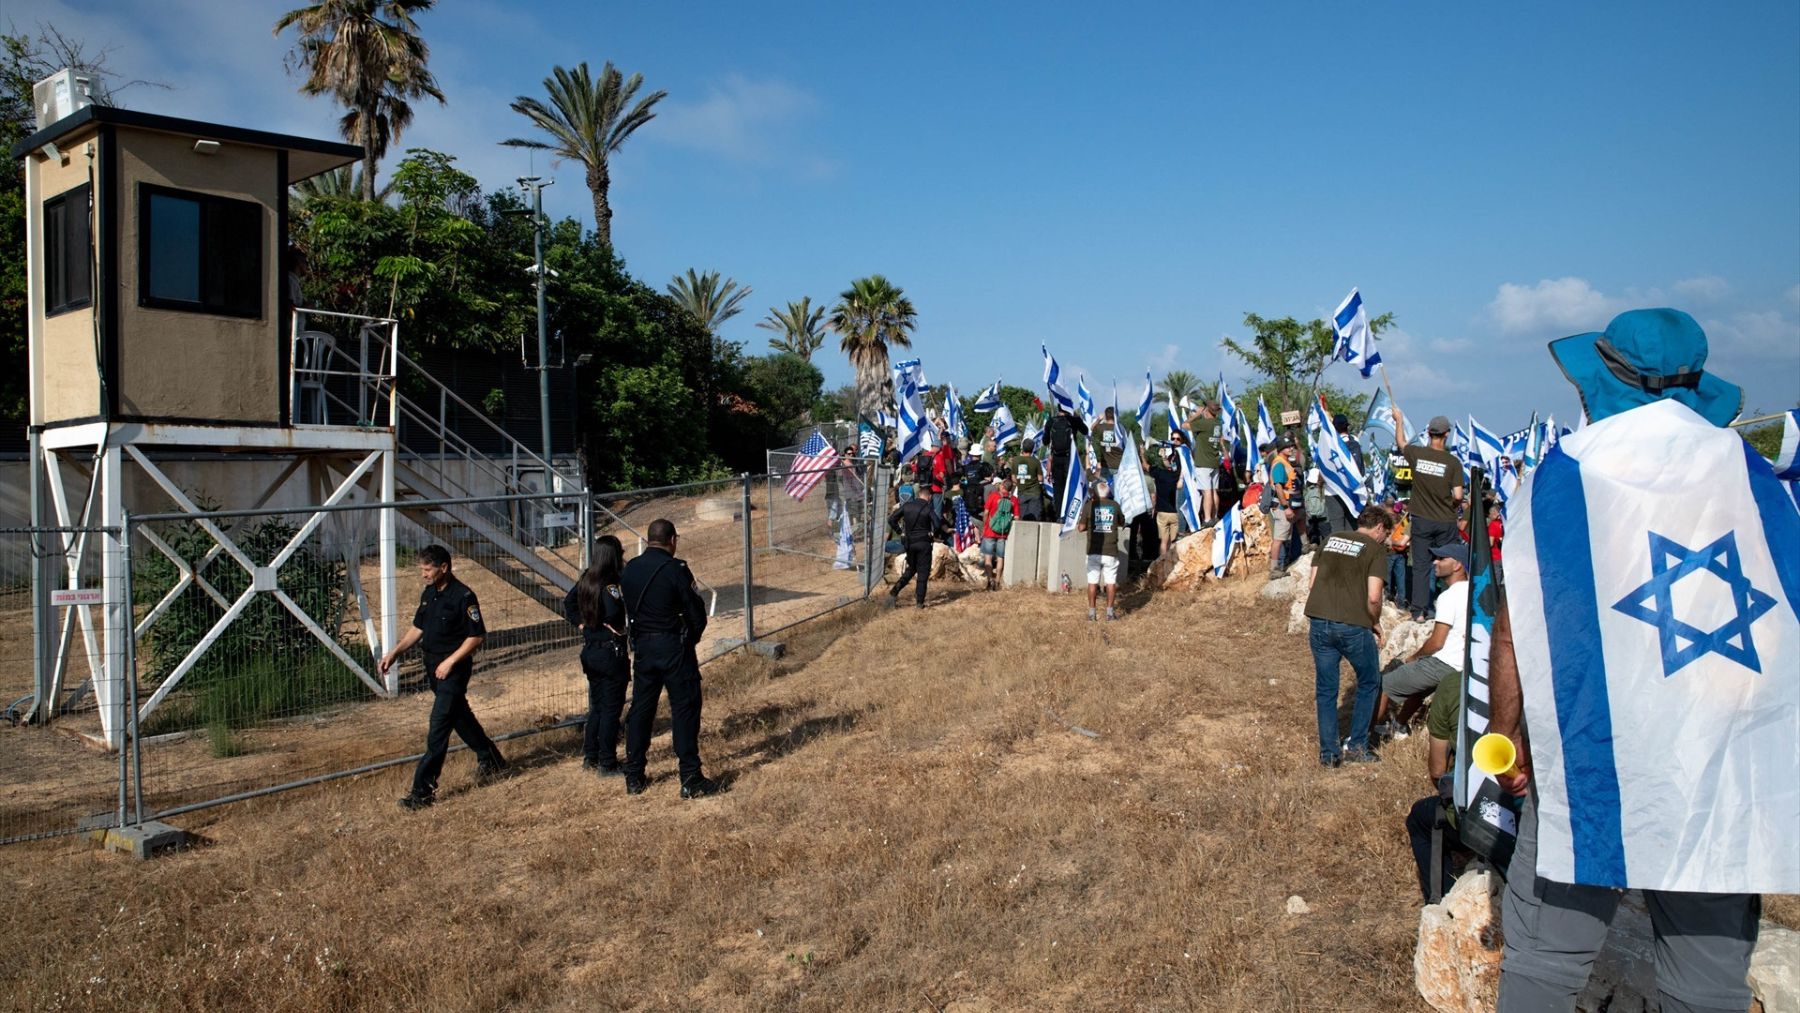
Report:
1549,308,1743,426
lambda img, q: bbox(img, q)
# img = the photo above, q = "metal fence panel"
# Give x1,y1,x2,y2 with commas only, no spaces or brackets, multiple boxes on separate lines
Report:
0,526,129,844
758,454,881,638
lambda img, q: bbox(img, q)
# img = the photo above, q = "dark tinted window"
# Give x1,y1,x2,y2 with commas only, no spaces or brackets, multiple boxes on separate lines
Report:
139,185,263,318
43,183,93,316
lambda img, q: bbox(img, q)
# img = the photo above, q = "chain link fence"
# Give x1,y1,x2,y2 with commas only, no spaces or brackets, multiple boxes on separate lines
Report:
1,466,884,845
0,526,131,844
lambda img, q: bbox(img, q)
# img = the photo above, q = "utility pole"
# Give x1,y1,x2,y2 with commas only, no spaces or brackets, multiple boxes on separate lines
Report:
519,176,555,473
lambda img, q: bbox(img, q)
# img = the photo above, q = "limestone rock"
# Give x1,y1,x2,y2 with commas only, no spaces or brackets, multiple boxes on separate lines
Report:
1286,594,1307,635
1415,868,1503,1013
1380,607,1435,667
1751,925,1800,1013
1259,576,1297,601
1152,528,1216,591
1285,895,1311,915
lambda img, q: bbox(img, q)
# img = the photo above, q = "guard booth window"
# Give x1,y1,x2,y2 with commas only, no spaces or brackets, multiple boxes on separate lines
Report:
138,184,263,318
43,183,93,316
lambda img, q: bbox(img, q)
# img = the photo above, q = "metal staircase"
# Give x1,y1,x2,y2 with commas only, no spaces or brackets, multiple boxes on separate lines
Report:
292,311,586,617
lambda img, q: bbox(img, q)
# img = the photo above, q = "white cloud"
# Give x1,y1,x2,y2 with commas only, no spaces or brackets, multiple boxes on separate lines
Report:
1702,310,1800,361
1671,275,1730,302
1146,343,1180,375
1429,337,1474,354
1488,277,1619,335
1785,283,1800,309
652,74,835,179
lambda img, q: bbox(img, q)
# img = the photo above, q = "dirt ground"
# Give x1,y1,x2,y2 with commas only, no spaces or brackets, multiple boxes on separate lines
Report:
4,549,1791,1011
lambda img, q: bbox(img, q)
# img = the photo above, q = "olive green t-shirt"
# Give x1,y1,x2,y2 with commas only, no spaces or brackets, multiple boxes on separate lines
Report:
1007,453,1042,499
1403,445,1464,523
1303,531,1387,628
1081,497,1122,555
1192,417,1223,468
1090,421,1124,469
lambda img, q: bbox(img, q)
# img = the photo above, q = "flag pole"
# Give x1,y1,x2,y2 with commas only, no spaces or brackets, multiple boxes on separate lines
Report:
1728,412,1787,429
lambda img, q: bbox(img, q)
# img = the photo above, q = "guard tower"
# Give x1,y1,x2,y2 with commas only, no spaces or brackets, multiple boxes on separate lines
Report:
13,102,584,748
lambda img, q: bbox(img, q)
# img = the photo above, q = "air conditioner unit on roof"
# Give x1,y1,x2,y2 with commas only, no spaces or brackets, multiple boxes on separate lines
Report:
33,68,94,131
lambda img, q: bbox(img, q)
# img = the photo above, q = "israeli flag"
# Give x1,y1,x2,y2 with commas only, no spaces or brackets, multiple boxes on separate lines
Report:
1217,381,1244,464
1058,451,1088,536
1076,375,1096,425
1255,396,1277,456
876,409,899,430
991,404,1020,447
1308,398,1365,513
1042,345,1075,413
1173,444,1204,533
1135,372,1155,433
1113,426,1152,522
1333,287,1382,379
1468,416,1505,473
1776,409,1800,510
1453,424,1478,472
944,382,966,442
1167,401,1191,446
973,379,1004,413
1506,399,1800,892
1022,415,1042,446
893,358,929,464
1211,502,1244,577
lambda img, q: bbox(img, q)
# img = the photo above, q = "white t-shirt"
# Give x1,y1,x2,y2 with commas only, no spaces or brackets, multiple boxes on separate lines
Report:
1428,582,1471,669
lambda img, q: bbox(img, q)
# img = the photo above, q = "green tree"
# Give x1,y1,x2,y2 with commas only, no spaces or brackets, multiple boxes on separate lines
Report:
1160,369,1203,410
502,62,666,250
756,296,827,360
588,358,711,488
1222,309,1393,417
743,352,824,433
830,274,917,422
667,268,751,335
1740,414,1791,461
274,0,445,202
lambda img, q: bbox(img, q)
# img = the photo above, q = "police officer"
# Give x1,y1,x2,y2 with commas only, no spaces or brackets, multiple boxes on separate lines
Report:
619,519,719,798
380,544,507,810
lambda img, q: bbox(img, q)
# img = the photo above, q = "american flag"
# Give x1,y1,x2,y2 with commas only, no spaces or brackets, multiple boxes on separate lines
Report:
953,497,977,552
785,430,838,501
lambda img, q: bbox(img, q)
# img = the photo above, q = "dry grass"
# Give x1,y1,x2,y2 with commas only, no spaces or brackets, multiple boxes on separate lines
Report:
4,573,1777,1012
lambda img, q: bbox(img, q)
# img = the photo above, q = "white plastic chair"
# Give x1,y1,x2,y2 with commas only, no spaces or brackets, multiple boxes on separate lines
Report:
295,329,335,425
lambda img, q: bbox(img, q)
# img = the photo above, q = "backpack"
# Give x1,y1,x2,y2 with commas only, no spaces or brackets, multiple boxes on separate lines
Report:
1258,473,1276,512
990,495,1014,535
1045,414,1074,454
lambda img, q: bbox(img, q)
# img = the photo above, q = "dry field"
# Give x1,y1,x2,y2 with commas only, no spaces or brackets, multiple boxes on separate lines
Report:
4,569,1792,1012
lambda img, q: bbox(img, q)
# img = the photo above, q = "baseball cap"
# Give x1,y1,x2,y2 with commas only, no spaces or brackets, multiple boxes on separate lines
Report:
1427,416,1452,435
1429,542,1469,569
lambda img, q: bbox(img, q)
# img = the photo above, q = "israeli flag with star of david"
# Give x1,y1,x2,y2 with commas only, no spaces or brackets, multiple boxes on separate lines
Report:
1506,399,1800,892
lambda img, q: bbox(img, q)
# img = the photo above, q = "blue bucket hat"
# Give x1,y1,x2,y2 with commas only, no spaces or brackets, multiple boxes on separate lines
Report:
1548,308,1742,427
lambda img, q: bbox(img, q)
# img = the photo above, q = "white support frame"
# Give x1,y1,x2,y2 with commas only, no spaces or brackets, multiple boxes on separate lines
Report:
130,448,394,724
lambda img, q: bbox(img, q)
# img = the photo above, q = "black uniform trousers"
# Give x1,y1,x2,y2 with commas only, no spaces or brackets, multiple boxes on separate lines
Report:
1408,516,1459,613
891,543,934,605
411,662,503,797
580,642,630,766
623,632,704,782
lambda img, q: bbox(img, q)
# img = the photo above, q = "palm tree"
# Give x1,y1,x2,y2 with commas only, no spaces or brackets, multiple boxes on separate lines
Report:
829,275,916,421
756,297,827,360
502,62,666,250
274,0,445,202
290,164,394,205
1161,369,1203,412
667,269,751,335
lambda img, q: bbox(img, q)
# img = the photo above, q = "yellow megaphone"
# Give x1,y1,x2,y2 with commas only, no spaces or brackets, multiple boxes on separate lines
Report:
1472,733,1517,778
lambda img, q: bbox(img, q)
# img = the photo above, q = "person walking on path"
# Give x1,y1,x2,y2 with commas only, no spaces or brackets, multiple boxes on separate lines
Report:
564,535,630,775
1301,506,1392,766
620,520,719,799
981,475,1020,590
381,545,507,810
888,487,944,608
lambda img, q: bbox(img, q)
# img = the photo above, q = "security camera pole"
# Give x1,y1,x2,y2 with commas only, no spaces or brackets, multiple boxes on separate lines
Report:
519,176,554,471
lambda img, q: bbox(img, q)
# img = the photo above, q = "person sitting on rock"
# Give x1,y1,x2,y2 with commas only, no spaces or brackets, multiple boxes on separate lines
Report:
1405,664,1471,901
1374,542,1470,740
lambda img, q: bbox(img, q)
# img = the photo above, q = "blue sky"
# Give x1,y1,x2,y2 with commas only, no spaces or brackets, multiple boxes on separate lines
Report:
19,0,1800,429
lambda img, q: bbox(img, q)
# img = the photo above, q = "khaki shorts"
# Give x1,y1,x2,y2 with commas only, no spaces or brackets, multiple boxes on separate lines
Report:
1156,511,1180,546
1086,553,1120,585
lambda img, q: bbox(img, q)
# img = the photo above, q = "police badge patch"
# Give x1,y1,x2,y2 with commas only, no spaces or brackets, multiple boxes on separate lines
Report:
467,605,481,624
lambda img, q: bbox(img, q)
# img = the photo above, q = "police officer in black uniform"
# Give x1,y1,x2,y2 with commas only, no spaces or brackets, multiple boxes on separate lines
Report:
619,519,718,798
379,544,507,810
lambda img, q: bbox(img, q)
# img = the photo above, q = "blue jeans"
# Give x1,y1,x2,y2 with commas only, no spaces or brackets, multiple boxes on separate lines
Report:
1388,550,1410,604
1308,618,1381,760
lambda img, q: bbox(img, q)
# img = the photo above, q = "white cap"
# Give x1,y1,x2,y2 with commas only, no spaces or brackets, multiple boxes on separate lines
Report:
1306,468,1322,484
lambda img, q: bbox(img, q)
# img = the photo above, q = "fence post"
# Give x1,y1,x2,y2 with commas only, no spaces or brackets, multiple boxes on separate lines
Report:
580,492,593,572
121,516,143,827
741,473,755,645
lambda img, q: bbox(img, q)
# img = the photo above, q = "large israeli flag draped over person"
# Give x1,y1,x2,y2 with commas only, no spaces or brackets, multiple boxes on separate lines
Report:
1254,396,1277,456
1136,372,1155,432
1333,287,1382,379
1058,451,1088,536
1506,399,1800,892
1113,426,1152,522
1042,345,1076,413
973,379,1003,413
1211,503,1244,577
1308,398,1365,513
1775,409,1800,510
991,404,1020,447
1076,375,1096,425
